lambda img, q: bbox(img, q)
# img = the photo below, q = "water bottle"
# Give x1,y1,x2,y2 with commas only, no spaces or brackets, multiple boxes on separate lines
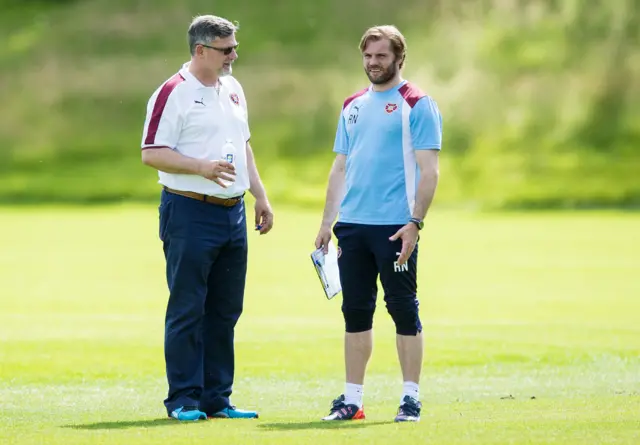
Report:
219,139,236,188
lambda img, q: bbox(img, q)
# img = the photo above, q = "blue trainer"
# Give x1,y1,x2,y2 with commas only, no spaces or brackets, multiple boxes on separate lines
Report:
169,406,207,421
208,406,259,419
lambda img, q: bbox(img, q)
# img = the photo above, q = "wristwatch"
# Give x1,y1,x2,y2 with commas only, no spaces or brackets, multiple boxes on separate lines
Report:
409,217,424,230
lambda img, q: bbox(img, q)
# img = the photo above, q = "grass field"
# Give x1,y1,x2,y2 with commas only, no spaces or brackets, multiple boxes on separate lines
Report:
1,204,639,444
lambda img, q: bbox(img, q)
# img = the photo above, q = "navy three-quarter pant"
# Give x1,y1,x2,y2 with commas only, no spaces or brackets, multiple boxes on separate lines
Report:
332,222,419,332
158,188,247,415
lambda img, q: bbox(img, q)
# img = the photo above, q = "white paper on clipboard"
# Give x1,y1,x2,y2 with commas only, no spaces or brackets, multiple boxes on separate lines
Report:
310,241,342,300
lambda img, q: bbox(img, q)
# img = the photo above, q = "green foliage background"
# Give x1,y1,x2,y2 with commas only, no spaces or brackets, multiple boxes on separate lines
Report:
1,0,638,208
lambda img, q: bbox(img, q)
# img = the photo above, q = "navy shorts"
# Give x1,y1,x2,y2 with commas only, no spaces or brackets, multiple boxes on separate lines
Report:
333,221,418,317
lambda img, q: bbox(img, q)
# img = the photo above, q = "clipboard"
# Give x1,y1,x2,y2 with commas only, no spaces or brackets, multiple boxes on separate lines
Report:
310,241,342,300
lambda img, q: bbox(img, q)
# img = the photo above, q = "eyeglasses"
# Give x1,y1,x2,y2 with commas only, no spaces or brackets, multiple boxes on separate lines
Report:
200,43,238,55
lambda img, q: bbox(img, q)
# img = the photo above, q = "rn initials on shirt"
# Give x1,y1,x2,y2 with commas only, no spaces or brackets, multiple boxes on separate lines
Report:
347,105,359,125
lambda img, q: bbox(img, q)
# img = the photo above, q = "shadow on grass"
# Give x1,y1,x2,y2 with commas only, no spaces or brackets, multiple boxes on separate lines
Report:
64,419,397,431
62,418,183,430
258,420,395,431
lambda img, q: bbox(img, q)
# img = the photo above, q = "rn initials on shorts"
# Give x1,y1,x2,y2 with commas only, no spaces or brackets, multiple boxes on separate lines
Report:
394,252,408,272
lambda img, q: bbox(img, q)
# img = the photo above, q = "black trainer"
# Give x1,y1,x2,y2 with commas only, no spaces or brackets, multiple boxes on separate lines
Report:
394,395,421,422
321,394,366,421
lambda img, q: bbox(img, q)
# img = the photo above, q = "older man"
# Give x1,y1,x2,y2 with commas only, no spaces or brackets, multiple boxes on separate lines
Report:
141,15,273,421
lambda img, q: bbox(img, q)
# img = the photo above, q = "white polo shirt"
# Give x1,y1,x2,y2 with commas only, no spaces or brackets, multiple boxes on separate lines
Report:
141,62,250,198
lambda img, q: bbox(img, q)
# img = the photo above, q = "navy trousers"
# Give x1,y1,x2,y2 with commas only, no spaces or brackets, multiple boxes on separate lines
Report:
158,189,248,415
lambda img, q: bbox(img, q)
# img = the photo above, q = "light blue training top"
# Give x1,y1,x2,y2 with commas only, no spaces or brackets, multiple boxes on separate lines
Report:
333,80,443,225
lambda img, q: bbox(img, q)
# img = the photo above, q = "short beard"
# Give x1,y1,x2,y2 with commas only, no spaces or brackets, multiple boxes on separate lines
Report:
365,61,397,85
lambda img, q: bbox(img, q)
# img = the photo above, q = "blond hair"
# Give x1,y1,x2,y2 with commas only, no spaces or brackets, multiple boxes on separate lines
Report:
359,25,407,69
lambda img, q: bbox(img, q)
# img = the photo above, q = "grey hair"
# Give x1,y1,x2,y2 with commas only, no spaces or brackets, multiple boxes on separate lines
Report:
188,15,239,55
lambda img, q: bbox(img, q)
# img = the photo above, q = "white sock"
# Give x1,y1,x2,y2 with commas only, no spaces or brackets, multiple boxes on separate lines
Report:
401,381,419,404
344,383,363,408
